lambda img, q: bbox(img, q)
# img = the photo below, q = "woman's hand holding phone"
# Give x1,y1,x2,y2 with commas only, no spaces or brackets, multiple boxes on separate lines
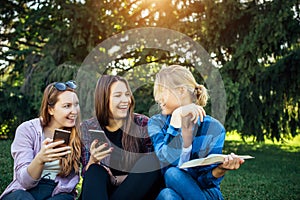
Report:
88,140,113,167
86,129,113,170
36,138,71,165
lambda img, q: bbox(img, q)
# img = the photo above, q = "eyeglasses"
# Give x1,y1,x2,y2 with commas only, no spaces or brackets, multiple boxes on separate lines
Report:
53,80,77,91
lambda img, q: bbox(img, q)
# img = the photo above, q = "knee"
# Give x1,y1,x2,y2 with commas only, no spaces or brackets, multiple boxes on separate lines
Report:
159,188,175,197
2,190,34,200
85,164,107,178
157,188,181,200
164,167,182,183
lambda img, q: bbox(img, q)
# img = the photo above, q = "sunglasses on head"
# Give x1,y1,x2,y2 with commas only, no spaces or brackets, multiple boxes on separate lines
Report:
53,80,77,91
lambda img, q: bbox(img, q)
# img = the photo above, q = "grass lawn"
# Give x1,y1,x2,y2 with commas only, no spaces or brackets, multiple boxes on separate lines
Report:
0,134,299,199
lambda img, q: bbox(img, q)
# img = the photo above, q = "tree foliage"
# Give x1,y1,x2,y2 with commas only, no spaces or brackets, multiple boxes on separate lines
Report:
0,0,299,141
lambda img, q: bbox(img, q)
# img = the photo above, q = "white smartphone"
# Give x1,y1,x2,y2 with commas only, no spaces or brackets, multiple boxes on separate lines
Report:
88,129,111,149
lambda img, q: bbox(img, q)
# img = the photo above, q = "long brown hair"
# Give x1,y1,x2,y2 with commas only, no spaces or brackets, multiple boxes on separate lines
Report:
94,75,141,169
40,82,81,177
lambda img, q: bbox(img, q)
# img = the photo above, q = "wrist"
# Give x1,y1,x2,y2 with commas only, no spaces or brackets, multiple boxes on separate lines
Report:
35,153,45,165
212,166,227,178
86,159,97,170
217,165,229,171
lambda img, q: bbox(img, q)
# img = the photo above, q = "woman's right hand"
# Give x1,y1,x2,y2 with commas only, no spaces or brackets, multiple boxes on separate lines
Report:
36,138,71,165
170,103,206,128
87,139,113,169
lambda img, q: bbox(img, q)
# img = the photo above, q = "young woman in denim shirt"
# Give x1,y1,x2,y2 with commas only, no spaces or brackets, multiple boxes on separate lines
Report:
148,65,245,200
0,81,82,200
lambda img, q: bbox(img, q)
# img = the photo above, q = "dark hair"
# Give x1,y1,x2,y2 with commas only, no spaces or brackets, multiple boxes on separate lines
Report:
94,75,141,169
39,83,81,177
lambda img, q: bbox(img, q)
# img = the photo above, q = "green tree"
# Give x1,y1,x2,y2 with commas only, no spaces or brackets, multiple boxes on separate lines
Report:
1,0,299,141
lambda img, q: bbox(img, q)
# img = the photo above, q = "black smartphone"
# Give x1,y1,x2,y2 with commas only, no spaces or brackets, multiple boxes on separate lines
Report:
88,129,110,149
53,128,71,148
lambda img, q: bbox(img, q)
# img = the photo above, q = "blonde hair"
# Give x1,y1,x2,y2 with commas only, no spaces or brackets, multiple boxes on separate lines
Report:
154,65,209,106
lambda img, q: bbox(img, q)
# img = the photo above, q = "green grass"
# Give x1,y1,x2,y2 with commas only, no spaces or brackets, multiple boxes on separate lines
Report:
0,140,14,193
221,133,300,200
1,135,300,199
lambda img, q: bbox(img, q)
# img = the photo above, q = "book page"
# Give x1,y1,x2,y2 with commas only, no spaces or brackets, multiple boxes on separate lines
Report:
179,154,254,169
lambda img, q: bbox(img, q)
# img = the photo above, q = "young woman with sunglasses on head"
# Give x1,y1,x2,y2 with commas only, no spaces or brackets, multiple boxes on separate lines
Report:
0,81,82,200
148,65,245,200
79,75,161,200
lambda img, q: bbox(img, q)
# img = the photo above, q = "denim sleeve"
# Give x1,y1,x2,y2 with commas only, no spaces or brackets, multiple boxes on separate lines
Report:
148,115,183,165
194,126,226,189
11,124,40,189
195,165,224,189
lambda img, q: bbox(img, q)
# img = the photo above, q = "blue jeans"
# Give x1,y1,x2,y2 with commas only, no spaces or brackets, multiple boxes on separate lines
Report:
2,179,74,200
156,167,224,200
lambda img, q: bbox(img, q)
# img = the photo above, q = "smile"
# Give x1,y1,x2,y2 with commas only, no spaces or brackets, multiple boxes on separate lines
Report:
67,115,77,120
118,104,129,109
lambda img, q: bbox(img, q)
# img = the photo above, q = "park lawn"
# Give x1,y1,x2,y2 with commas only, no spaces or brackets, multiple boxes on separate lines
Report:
0,135,299,199
221,137,300,200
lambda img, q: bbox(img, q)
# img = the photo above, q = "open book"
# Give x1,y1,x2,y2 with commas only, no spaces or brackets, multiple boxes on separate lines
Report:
179,154,254,169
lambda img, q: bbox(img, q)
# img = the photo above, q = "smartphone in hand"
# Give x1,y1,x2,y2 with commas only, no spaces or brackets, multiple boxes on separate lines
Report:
88,129,110,150
53,129,71,148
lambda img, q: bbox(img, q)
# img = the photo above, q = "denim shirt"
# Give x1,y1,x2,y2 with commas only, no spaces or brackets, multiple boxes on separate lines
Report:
0,118,79,199
148,114,225,189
